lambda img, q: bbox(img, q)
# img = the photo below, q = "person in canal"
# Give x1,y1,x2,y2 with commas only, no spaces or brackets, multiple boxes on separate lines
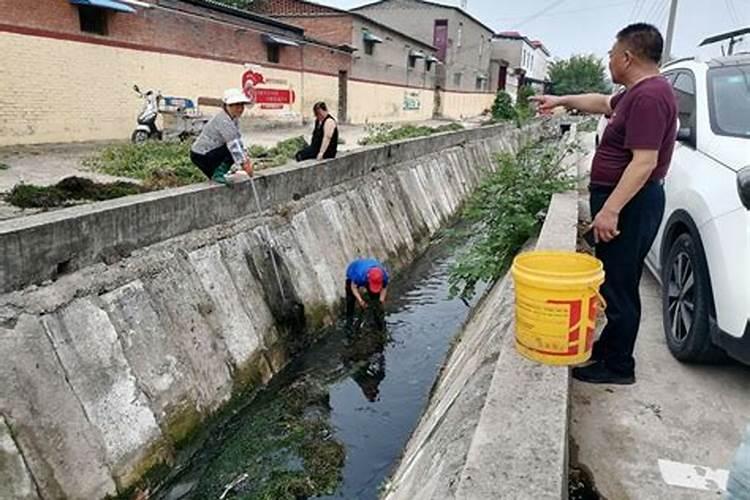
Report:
345,258,389,331
295,102,339,161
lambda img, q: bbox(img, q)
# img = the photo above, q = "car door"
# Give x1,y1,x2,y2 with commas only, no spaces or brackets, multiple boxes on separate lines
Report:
647,70,696,272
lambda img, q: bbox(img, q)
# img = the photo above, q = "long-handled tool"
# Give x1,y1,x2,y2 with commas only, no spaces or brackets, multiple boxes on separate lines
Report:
250,175,286,302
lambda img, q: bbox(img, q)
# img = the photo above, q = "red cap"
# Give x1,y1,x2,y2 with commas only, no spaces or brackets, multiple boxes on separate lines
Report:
367,267,384,293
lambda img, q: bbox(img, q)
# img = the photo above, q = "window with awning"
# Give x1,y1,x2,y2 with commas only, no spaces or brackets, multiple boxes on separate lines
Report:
408,50,426,69
363,31,382,56
261,33,300,47
69,0,136,13
425,55,439,71
363,32,383,44
70,0,136,35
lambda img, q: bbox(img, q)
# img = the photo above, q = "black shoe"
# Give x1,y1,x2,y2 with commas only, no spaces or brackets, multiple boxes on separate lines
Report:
572,362,635,385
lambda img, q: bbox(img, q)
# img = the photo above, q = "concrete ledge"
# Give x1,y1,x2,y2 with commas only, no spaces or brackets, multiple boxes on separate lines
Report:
383,191,579,500
0,123,520,293
455,191,577,500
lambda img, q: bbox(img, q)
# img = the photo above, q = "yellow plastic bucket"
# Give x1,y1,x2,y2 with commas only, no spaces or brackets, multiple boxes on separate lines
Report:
511,251,605,366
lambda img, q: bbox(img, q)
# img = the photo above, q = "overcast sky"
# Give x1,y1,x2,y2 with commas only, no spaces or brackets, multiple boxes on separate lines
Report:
326,0,750,60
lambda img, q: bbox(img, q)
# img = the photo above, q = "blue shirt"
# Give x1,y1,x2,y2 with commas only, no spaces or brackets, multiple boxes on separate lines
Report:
346,259,389,288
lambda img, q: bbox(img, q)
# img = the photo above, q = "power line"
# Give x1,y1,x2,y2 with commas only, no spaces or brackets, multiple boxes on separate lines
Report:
643,0,666,24
496,0,632,23
511,0,569,29
655,0,670,30
728,0,742,24
629,0,644,21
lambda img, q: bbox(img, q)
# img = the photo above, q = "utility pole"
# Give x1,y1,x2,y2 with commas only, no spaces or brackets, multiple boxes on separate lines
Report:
663,0,679,62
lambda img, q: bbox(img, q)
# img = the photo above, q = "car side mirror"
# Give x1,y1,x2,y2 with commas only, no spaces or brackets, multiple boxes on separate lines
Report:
676,127,693,143
133,84,140,93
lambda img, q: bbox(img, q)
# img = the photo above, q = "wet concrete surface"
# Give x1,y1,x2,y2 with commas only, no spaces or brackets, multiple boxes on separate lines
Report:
571,272,750,499
156,231,484,500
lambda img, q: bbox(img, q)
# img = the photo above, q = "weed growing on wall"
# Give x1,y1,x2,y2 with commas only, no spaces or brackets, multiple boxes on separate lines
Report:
448,139,577,299
358,123,464,145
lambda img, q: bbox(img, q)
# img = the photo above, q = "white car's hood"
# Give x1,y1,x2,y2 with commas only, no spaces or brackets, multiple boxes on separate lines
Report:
700,134,750,171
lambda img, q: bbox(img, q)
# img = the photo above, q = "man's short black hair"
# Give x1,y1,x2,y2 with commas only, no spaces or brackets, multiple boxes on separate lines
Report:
313,101,327,112
616,23,664,64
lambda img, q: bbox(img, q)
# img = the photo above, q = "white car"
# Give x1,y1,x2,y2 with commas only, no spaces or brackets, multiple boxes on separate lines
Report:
644,55,750,364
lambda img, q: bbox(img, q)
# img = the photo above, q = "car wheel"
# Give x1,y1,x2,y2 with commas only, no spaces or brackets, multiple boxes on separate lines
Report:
131,130,149,144
662,232,725,362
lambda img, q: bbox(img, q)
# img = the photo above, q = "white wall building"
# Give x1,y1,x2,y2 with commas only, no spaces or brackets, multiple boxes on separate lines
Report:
490,31,551,96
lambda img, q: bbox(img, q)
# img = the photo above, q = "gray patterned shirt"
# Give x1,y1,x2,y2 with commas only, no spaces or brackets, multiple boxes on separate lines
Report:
191,110,248,164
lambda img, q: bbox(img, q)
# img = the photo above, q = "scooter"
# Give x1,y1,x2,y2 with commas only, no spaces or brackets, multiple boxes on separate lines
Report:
131,84,209,143
132,84,161,143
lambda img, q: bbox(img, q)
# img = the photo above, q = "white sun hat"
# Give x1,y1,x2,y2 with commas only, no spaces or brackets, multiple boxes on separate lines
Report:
223,88,253,105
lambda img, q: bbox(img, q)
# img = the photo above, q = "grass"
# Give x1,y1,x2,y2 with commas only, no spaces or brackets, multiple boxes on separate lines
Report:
358,122,464,145
84,141,202,189
247,136,307,170
84,137,308,189
5,176,148,209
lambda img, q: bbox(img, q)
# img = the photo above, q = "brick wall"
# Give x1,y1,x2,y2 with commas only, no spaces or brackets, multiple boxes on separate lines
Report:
0,0,348,75
250,0,340,16
275,15,353,46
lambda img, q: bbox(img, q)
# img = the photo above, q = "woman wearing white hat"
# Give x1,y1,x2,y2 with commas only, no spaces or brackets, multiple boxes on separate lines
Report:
190,88,254,184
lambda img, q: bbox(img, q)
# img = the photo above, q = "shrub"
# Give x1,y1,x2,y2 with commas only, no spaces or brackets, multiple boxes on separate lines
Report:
448,139,577,298
490,91,516,122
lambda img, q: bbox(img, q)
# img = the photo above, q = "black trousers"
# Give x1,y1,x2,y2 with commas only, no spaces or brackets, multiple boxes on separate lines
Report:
190,145,233,179
295,145,317,162
590,181,665,375
295,145,336,162
345,279,383,328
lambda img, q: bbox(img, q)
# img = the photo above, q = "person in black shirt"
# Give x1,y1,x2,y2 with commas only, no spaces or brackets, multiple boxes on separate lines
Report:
295,102,339,161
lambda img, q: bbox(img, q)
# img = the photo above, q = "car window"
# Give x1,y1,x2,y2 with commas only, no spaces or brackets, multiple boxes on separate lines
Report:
708,64,750,139
672,72,697,131
662,71,677,84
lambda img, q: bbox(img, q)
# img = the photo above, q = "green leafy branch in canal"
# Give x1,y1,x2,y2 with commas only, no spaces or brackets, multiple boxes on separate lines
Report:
448,138,577,299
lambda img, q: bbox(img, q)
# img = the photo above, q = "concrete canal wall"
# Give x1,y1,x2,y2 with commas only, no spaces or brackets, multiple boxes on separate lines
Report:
0,122,549,499
382,127,584,500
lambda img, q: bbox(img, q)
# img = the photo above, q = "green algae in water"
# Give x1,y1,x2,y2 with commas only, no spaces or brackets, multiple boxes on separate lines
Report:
184,378,344,500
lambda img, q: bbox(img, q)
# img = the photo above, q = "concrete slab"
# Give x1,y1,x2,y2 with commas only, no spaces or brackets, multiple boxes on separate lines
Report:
100,280,202,431
44,298,163,486
571,273,750,499
188,244,262,368
143,258,234,412
0,314,116,499
0,415,40,500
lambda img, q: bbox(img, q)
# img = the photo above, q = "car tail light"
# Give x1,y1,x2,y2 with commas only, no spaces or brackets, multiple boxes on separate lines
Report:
738,166,750,210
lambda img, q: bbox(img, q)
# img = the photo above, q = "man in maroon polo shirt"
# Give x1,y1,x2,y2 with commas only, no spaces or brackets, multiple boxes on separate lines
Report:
532,23,677,384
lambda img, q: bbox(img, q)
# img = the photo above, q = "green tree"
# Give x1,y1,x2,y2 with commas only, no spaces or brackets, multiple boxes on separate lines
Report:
490,90,516,122
548,55,612,95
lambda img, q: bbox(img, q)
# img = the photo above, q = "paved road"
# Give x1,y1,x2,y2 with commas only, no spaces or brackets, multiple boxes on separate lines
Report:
571,272,750,499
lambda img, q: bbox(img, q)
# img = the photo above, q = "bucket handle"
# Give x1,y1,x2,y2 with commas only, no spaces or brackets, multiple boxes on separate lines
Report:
592,288,607,311
591,288,607,312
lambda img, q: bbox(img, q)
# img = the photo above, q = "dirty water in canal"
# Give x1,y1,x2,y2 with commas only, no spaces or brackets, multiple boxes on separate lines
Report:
157,232,484,500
